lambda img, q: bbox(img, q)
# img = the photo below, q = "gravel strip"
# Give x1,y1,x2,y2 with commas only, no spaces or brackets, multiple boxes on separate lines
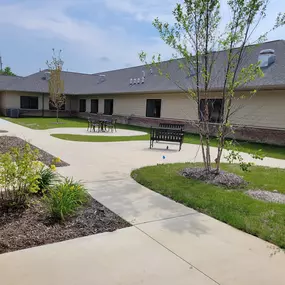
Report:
246,190,285,204
0,136,69,167
0,196,130,254
180,167,246,188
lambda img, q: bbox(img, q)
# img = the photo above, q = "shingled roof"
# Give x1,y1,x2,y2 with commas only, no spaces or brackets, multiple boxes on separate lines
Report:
0,75,23,90
1,40,285,95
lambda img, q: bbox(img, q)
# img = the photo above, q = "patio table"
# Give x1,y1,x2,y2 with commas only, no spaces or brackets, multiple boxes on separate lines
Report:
99,119,111,132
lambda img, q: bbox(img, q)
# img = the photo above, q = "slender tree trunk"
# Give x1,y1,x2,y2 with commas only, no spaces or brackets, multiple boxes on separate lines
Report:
56,108,59,123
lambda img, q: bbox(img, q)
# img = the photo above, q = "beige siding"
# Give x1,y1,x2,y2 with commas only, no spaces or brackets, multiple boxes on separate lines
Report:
70,89,285,130
2,92,74,111
231,90,285,129
3,91,43,109
92,93,198,120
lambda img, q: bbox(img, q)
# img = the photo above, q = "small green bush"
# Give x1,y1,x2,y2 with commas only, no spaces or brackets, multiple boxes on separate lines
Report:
0,144,40,210
43,178,89,221
37,167,58,194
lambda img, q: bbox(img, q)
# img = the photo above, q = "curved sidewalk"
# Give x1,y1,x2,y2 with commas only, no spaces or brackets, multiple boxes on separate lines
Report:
0,118,285,285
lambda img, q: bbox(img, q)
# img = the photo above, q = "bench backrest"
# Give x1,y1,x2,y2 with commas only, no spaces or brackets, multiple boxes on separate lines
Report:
159,123,184,130
151,127,184,142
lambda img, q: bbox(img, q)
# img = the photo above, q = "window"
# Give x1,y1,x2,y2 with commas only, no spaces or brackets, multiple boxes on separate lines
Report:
91,99,99,114
199,99,223,123
79,99,86,112
20,96,38,109
146,99,161,118
49,99,65,111
104,99,113,115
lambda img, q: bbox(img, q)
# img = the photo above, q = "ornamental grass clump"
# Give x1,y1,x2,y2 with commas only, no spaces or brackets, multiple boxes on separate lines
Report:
37,157,61,195
43,178,89,221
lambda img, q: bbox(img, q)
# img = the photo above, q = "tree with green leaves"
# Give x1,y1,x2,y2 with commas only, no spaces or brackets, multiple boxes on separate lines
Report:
0,66,16,76
46,49,65,123
140,0,285,173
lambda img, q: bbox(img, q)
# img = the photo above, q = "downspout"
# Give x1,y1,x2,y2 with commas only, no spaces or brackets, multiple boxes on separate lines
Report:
42,93,45,117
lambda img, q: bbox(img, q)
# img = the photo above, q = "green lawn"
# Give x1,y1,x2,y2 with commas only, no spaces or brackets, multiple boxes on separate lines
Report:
131,163,285,248
4,117,285,159
51,133,149,142
4,117,87,130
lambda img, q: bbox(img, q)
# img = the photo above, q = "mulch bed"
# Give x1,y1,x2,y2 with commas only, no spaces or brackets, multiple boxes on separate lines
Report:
180,167,246,188
0,196,130,254
0,136,69,167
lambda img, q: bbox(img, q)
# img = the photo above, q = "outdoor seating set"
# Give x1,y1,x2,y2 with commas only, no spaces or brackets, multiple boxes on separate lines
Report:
87,117,117,133
150,123,185,151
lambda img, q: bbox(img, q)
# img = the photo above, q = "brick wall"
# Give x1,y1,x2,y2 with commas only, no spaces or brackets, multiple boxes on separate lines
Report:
78,113,285,146
1,108,75,118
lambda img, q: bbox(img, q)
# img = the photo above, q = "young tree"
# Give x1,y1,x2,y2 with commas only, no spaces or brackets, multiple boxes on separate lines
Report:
0,66,16,76
140,0,285,173
46,49,65,123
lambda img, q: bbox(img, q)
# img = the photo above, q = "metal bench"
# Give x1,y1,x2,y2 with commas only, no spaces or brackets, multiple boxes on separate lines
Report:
150,127,184,151
159,123,185,130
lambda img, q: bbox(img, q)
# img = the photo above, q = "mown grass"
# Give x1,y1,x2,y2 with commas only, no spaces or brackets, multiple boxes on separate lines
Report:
4,117,285,159
131,163,285,248
4,117,87,130
51,133,149,142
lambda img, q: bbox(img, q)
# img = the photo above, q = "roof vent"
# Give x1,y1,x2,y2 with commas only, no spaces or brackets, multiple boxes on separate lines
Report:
134,78,137,84
137,78,140,84
41,71,50,80
150,68,153,74
141,77,145,84
258,49,276,68
130,78,133,85
98,74,106,83
142,70,145,77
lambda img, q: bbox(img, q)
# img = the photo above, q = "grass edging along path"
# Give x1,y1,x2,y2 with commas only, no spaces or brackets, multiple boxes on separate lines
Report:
131,163,285,249
51,133,149,142
4,117,285,160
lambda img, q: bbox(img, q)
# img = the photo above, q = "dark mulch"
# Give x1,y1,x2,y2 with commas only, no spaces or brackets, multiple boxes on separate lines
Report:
0,130,8,133
180,167,246,188
0,136,69,167
0,196,130,254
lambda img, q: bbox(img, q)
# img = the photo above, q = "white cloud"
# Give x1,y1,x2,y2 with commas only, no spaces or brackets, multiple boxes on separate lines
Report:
0,0,284,76
101,0,179,23
0,0,175,74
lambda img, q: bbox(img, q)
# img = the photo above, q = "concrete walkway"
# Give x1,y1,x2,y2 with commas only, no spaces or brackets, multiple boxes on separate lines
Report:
0,119,284,285
46,127,148,137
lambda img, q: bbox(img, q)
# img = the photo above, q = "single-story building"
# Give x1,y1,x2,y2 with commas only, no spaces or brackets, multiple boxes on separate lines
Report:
0,40,285,145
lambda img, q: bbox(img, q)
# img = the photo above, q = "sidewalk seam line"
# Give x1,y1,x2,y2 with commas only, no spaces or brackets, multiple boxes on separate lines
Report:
135,226,221,285
133,212,198,226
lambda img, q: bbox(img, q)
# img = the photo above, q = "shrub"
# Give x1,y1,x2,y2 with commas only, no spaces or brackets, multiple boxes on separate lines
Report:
0,144,40,210
43,178,89,221
37,167,58,194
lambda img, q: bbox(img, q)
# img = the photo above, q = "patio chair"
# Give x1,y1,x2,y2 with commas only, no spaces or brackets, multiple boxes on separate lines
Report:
106,119,117,132
92,120,101,132
87,118,93,132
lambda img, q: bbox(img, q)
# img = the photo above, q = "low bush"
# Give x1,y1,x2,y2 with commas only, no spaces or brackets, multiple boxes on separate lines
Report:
0,144,40,210
37,167,58,194
43,178,89,221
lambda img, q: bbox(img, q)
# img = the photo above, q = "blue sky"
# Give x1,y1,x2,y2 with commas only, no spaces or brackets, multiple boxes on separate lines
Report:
0,0,284,76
